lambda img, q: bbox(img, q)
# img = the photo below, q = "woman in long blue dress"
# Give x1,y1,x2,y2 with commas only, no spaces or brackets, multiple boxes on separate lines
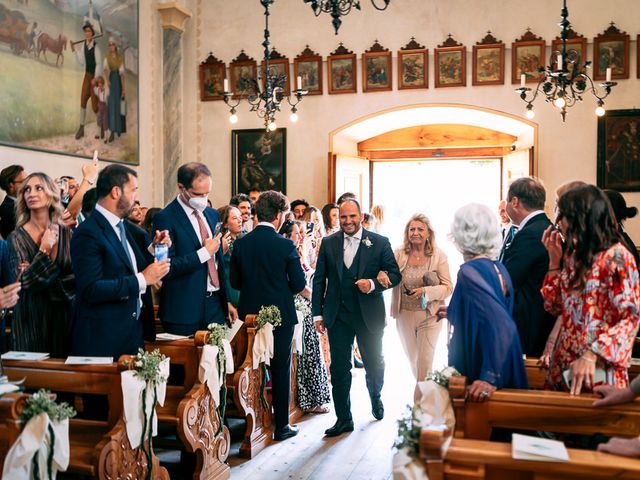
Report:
103,38,126,143
446,203,527,402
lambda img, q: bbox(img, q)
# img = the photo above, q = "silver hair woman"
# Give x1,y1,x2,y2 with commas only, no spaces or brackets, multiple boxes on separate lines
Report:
445,203,528,402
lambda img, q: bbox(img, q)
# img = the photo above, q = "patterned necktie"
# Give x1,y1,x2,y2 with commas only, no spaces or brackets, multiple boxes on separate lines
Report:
192,210,220,288
498,225,517,262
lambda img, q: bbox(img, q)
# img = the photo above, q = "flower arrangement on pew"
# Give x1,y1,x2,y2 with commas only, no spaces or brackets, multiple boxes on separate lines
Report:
122,348,169,480
425,366,461,388
205,323,234,434
3,389,76,479
253,305,282,409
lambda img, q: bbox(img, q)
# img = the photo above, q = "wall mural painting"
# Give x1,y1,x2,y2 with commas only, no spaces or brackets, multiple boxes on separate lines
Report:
232,128,286,196
597,109,640,192
0,0,139,164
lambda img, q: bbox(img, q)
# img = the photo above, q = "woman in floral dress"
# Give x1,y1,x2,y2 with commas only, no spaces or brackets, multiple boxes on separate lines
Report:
541,184,640,395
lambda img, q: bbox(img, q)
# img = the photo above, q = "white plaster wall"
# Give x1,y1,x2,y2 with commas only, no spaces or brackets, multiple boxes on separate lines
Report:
187,0,640,235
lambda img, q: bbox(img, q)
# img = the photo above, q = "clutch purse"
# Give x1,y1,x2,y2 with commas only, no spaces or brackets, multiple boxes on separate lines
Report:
422,272,439,286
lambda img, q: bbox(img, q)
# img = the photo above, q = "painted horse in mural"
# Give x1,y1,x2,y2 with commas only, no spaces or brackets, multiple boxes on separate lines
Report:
37,33,67,66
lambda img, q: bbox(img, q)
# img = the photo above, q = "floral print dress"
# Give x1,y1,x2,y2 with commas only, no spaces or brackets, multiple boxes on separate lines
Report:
541,243,640,389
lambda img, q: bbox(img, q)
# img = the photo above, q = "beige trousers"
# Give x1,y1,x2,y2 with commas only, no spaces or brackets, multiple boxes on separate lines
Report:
395,309,442,382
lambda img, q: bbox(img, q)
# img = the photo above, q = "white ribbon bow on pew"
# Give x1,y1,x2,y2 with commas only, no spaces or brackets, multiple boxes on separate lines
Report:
2,413,70,480
292,312,304,354
252,322,274,369
199,342,234,404
121,357,170,449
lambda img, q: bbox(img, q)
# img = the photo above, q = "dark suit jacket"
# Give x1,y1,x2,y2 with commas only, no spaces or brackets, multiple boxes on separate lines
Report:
230,225,306,326
503,212,555,356
0,196,16,240
312,229,401,331
70,209,154,358
153,199,229,326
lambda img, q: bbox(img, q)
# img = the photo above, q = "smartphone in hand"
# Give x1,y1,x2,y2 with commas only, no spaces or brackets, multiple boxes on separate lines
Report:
213,222,223,237
403,284,412,296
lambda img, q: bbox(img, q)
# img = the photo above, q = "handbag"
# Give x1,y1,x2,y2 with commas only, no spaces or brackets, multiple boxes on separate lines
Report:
120,97,127,116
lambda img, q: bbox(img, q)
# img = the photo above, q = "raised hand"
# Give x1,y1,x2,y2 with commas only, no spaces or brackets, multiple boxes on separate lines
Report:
142,259,171,285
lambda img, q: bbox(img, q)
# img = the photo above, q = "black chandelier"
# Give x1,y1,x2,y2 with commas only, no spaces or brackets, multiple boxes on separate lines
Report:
303,0,391,34
515,0,616,122
222,0,307,132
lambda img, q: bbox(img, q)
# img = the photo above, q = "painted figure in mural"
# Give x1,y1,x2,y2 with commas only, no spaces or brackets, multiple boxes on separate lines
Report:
104,37,126,143
70,22,102,140
609,121,640,183
241,152,276,192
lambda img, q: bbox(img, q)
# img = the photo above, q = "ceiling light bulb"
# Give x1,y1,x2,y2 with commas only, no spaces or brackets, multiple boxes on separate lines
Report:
595,106,606,117
268,121,277,131
290,112,299,123
525,109,536,119
229,113,238,124
554,97,566,109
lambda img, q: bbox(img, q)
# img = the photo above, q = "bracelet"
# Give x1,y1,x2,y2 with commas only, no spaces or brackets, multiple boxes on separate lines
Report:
39,248,50,255
85,178,95,186
548,267,560,272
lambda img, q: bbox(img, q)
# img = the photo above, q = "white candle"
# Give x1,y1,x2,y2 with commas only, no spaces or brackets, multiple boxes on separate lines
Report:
557,54,562,70
297,75,302,90
520,74,526,87
606,67,612,82
224,78,229,92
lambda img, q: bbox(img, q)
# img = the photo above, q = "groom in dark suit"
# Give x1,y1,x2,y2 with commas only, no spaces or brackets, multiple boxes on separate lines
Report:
312,199,400,437
502,176,555,356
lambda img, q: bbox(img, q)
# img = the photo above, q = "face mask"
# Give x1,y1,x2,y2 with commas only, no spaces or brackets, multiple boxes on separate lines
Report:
188,196,208,212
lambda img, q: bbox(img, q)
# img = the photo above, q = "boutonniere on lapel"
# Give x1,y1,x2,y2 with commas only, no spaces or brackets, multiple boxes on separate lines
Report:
362,237,373,248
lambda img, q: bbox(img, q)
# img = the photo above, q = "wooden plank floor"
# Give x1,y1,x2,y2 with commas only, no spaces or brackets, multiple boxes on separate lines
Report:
229,317,431,480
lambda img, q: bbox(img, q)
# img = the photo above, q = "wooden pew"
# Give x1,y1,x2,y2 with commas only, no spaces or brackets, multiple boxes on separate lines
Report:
420,427,640,480
288,351,304,425
145,334,230,480
524,357,547,389
0,392,27,472
3,357,168,479
448,376,640,440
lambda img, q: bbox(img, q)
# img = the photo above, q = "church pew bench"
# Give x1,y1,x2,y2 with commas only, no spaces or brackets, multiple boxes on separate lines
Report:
3,357,168,479
448,376,640,440
145,334,230,480
0,392,27,472
524,357,547,389
420,427,640,480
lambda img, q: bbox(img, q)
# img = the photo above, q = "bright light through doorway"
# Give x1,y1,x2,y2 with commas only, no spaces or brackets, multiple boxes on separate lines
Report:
373,158,502,372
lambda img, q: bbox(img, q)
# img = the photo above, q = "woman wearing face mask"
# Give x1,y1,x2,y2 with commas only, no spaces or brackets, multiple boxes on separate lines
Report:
7,172,75,357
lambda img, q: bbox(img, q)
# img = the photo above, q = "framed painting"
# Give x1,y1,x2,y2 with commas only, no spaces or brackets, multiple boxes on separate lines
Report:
362,40,392,92
593,23,630,80
551,28,587,73
199,53,225,101
232,128,286,195
472,32,504,86
638,35,640,79
328,43,357,94
597,109,640,192
397,38,427,90
229,50,258,98
294,46,322,95
261,49,290,95
512,29,545,84
0,0,139,164
434,35,466,88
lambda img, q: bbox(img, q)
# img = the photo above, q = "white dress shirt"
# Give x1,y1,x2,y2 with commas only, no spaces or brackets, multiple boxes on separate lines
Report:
176,195,219,292
517,210,545,231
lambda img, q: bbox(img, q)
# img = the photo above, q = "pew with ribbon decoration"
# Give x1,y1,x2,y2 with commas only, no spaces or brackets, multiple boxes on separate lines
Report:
202,323,235,434
252,305,282,409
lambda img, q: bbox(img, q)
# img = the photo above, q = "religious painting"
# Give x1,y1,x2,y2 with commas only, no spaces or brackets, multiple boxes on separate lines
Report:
232,128,286,195
294,46,322,95
261,50,290,95
434,36,466,88
593,24,630,80
551,32,587,74
397,39,427,90
328,43,356,94
0,0,139,164
597,109,640,192
362,41,391,92
229,50,257,98
512,30,545,84
472,33,504,86
199,53,225,101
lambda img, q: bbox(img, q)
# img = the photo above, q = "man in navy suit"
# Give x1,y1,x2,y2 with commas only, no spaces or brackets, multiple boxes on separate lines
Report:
71,165,170,358
230,191,307,441
154,163,236,335
312,199,401,437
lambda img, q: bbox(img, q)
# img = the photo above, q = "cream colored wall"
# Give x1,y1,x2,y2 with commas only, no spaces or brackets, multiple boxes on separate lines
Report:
0,0,163,208
186,0,640,236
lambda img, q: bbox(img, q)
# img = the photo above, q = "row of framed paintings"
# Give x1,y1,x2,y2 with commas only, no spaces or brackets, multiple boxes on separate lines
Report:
201,24,637,100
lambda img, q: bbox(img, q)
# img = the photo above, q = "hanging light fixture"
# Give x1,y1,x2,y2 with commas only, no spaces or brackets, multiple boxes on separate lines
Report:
222,0,307,131
303,0,391,34
515,0,617,122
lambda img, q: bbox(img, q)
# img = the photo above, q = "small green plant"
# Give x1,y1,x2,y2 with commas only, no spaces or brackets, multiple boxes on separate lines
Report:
425,366,461,388
393,405,423,459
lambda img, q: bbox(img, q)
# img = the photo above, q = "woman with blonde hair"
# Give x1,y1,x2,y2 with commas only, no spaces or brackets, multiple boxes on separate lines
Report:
385,213,452,382
7,172,75,356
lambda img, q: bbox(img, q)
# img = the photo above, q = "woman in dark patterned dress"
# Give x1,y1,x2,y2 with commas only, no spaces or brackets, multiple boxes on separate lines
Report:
7,173,75,357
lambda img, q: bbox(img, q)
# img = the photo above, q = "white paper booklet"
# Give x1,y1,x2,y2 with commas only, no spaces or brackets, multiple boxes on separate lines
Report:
1,351,49,361
65,356,113,365
0,383,20,395
512,433,569,462
156,333,189,341
226,320,244,342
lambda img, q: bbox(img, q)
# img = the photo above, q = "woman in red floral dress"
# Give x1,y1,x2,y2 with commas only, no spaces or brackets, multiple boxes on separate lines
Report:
541,184,640,395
